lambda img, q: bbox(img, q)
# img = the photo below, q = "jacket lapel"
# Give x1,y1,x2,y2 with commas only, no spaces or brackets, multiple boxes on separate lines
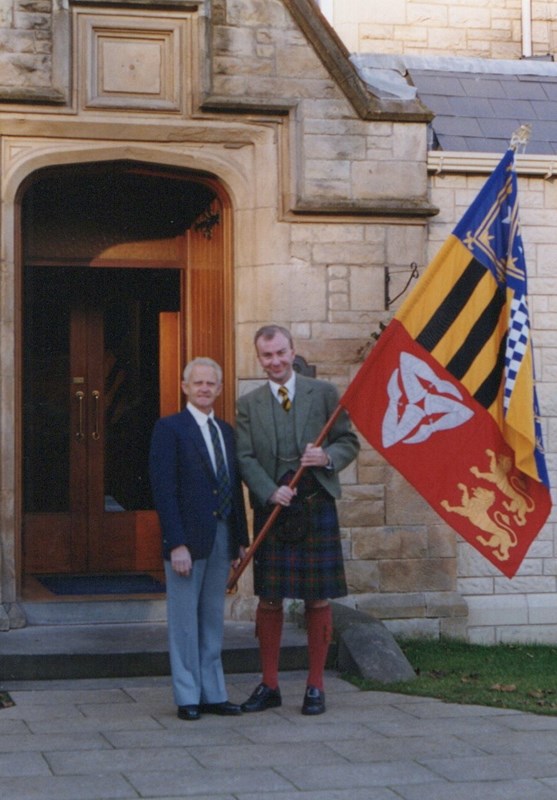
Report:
253,384,278,457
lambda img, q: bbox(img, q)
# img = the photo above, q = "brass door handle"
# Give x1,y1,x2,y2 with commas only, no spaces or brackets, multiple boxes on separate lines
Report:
92,390,100,440
75,390,85,441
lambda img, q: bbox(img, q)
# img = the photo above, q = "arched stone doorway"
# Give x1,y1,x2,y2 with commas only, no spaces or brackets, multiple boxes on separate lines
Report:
18,161,234,592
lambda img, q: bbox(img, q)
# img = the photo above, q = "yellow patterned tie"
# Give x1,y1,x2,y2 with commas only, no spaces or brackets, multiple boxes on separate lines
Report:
278,385,291,412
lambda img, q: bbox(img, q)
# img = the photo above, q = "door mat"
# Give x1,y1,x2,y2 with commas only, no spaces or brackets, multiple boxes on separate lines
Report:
35,573,166,596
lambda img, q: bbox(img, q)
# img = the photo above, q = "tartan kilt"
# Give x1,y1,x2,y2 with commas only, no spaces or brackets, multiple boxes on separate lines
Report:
252,483,347,601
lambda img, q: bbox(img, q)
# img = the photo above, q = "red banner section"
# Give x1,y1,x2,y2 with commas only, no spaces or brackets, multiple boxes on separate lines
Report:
341,320,551,577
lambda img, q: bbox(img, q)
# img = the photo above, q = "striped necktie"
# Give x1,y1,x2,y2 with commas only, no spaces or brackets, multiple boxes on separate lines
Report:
278,385,291,412
207,418,232,518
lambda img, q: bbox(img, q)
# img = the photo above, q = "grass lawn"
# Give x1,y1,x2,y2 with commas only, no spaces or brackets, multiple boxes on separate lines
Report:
346,637,557,715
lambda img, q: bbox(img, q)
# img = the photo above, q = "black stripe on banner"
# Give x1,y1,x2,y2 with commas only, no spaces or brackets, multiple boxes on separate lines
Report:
474,333,506,409
416,258,486,353
446,287,506,380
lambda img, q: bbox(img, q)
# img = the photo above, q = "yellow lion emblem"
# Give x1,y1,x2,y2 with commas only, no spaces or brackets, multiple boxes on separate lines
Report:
470,449,535,526
441,484,518,562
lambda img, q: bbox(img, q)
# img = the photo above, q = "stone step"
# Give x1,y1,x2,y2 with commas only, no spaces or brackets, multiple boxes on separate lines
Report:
0,619,321,682
2,600,413,685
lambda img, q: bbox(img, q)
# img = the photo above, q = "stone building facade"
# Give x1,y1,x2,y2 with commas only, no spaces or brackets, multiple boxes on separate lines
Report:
0,0,554,644
325,0,557,61
325,0,557,644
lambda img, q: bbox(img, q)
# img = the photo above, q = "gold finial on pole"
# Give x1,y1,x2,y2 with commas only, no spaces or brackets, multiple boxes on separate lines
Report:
510,123,532,152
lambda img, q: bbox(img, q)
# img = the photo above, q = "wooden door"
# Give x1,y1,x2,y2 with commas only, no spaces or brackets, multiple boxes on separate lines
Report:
20,165,233,582
22,266,181,574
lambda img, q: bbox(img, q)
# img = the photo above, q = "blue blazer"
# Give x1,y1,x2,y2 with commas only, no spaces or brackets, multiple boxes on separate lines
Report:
149,409,249,561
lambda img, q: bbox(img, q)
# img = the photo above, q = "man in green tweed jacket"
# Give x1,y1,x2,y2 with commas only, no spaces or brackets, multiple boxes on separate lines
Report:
236,325,359,715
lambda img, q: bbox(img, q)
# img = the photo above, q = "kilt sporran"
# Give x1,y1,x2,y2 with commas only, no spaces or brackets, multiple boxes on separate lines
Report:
253,472,347,600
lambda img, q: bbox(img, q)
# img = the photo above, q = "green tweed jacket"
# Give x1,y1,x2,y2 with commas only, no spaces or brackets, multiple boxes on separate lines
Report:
235,374,360,508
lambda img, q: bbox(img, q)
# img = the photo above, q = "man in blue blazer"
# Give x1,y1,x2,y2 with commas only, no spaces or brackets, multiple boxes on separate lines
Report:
149,357,249,721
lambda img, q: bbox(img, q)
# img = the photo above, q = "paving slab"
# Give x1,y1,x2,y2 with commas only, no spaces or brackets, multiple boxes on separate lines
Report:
2,670,557,799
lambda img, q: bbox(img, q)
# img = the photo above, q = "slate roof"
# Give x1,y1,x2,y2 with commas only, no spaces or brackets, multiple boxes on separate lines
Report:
351,54,557,155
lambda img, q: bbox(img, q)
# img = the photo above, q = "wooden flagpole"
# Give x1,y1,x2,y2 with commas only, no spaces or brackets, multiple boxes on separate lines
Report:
227,403,344,592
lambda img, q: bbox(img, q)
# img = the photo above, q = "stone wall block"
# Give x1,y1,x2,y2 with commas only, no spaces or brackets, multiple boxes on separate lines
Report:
0,30,35,53
304,117,375,137
448,6,494,29
424,591,468,619
236,261,327,324
300,338,361,365
345,560,380,593
303,98,357,120
313,242,386,265
352,591,427,619
427,524,457,558
215,55,275,76
312,322,381,341
357,445,386,467
379,557,457,592
349,265,387,312
337,498,385,527
242,75,340,99
358,464,388,485
385,224,427,270
385,470,441,526
213,24,258,57
13,11,49,30
226,0,288,27
276,44,329,80
440,617,468,638
341,484,385,502
329,293,349,311
328,279,349,295
351,160,427,201
296,227,365,246
211,74,249,96
391,123,428,162
306,134,366,161
352,526,428,560
466,593,528,627
18,0,52,10
385,618,440,638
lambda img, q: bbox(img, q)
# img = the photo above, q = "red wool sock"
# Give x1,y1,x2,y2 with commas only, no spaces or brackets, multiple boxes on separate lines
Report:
255,604,283,690
305,604,333,691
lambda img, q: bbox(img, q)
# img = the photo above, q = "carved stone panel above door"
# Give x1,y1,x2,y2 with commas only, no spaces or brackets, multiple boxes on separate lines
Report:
76,8,195,114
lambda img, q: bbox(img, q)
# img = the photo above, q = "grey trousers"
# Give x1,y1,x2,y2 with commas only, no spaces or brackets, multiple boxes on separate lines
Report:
164,520,231,706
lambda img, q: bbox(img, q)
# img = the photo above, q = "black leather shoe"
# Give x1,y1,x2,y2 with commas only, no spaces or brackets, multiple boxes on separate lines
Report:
301,686,325,715
177,705,201,721
199,701,242,716
241,683,282,713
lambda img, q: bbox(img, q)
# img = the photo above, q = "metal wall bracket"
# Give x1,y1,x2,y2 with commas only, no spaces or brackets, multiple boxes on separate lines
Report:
384,262,419,310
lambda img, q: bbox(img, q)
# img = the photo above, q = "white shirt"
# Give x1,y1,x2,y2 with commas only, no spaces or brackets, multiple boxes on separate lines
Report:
187,402,228,475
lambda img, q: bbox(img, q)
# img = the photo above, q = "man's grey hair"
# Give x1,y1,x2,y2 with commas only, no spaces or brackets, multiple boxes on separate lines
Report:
183,357,223,384
254,324,293,348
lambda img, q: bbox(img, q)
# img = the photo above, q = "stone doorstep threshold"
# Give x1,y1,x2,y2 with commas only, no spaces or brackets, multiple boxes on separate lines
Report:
0,620,317,682
2,600,416,683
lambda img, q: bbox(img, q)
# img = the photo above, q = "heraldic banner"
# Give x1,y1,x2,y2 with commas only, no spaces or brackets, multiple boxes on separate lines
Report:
340,146,552,578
